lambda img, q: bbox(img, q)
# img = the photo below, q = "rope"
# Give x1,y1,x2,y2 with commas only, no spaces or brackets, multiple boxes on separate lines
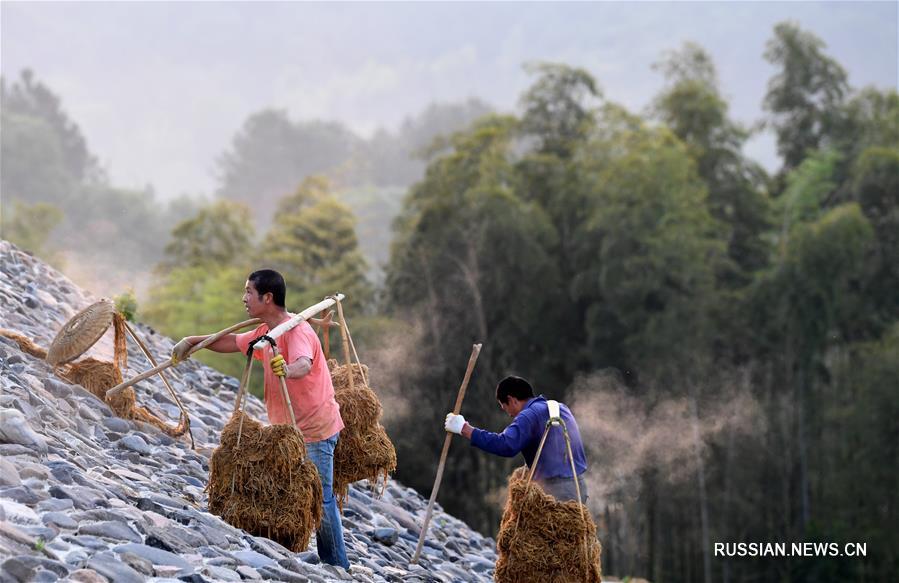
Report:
513,406,590,560
330,294,370,389
332,295,355,390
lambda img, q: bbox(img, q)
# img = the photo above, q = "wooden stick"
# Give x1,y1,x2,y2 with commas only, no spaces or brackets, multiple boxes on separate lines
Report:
122,320,195,449
343,312,370,388
334,297,354,390
235,352,254,448
319,310,333,361
411,343,482,564
106,318,262,398
271,345,298,428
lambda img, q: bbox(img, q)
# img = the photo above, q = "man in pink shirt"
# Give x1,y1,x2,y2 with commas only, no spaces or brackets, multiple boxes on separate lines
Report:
172,269,349,568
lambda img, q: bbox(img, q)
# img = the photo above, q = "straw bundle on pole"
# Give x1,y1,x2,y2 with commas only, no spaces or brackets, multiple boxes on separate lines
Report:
207,411,323,552
328,361,398,506
326,297,397,506
495,467,602,583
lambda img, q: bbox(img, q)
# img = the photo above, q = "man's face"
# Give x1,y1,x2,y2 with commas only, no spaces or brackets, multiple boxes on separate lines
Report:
243,280,268,316
499,397,524,418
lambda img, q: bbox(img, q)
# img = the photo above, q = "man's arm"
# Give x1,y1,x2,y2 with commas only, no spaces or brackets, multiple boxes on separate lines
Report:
173,334,240,362
445,414,530,457
284,356,312,379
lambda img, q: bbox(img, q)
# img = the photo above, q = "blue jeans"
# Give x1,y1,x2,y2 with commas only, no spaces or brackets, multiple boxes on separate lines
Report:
306,432,350,568
537,473,589,504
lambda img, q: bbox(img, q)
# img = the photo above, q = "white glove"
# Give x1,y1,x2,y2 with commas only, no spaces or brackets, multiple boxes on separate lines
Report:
445,413,466,434
172,338,194,364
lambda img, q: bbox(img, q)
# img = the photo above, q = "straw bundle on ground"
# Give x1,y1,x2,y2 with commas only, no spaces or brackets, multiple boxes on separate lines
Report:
207,411,323,552
59,357,188,436
0,329,49,359
328,361,397,506
495,467,602,583
60,357,136,416
0,327,188,437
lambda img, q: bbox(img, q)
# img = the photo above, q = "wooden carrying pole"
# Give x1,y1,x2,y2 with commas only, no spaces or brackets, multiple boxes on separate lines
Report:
106,318,262,398
107,293,346,399
412,343,482,564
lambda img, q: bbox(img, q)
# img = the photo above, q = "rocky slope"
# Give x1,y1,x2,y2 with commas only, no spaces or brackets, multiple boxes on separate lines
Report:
0,241,498,583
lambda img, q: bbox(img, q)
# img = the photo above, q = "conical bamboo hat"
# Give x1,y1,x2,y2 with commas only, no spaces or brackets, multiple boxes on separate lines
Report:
47,299,115,366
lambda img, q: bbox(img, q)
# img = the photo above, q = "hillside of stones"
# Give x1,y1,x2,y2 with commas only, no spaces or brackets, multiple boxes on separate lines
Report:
0,241,499,583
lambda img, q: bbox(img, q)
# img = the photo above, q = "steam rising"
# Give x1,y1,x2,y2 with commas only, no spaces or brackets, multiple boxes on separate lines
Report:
569,368,763,509
358,320,428,425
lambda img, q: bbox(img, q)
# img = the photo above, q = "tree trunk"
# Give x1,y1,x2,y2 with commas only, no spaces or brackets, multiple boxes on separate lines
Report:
690,391,713,583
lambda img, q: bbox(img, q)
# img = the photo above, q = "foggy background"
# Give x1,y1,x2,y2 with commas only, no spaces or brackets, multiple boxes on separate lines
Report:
2,2,897,582
3,2,895,201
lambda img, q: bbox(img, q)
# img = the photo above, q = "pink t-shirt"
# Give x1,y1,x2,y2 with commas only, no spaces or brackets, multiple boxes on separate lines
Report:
235,318,344,443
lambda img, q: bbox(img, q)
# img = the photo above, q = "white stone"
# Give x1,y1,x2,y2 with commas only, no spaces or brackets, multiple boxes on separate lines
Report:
0,499,40,525
0,408,48,454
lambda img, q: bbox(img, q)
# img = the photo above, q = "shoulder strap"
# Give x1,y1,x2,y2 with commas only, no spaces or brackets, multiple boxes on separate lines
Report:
547,399,561,424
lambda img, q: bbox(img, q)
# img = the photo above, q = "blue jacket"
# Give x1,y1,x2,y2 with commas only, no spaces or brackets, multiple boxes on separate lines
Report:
470,395,588,480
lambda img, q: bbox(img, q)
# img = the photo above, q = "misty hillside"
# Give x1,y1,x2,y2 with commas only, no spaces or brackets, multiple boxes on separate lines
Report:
0,240,501,583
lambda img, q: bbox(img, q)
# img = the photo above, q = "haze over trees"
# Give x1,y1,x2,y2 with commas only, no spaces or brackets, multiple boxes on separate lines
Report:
384,23,897,583
2,21,896,583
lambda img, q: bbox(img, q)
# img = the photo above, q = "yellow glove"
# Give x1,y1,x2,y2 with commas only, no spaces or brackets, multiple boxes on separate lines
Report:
270,354,287,377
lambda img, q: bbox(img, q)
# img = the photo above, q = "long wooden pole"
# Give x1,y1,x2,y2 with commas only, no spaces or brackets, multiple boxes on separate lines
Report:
334,297,354,391
271,344,298,428
411,343,482,564
107,294,347,399
105,318,262,398
121,320,195,449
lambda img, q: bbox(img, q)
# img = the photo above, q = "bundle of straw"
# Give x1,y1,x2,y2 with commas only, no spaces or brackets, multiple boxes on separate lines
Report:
328,360,397,506
495,467,602,583
0,326,188,437
0,329,49,359
207,412,323,551
60,357,136,416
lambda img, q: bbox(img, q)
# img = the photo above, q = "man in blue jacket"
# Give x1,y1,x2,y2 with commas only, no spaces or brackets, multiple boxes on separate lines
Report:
445,375,588,503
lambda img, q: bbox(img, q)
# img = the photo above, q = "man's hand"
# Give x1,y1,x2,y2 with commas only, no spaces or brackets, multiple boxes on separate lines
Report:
270,354,287,377
445,413,466,435
172,338,194,364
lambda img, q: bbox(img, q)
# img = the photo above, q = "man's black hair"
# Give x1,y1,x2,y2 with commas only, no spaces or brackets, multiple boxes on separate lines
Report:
496,376,535,404
248,269,286,308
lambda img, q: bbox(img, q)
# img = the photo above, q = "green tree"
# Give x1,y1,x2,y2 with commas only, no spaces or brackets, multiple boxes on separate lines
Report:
216,109,360,229
364,98,493,187
519,62,601,158
653,43,771,285
752,202,874,535
143,265,254,386
387,114,562,532
1,70,100,212
763,22,849,171
265,176,372,312
820,329,899,581
162,200,256,269
514,64,604,377
850,147,899,330
0,200,64,265
1,69,99,188
576,105,724,372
